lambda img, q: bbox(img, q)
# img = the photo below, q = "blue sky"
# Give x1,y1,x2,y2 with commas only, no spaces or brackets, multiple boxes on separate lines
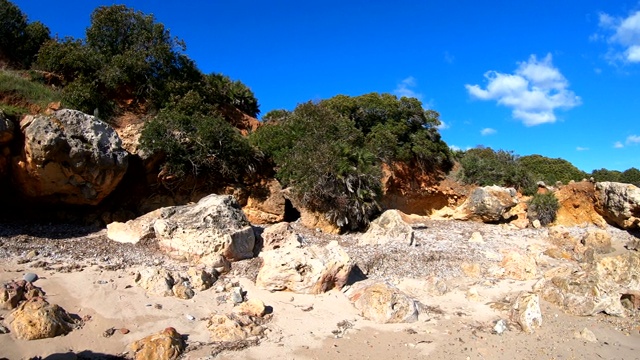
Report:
13,0,640,172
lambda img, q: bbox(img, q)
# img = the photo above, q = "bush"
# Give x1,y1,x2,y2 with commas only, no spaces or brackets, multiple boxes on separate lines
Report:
527,192,559,226
519,154,587,185
250,101,381,230
458,147,534,193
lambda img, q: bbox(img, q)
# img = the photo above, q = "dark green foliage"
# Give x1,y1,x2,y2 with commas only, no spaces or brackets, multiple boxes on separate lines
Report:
527,192,560,226
0,0,50,68
205,73,260,118
620,167,640,186
458,147,535,194
140,94,261,182
251,102,381,230
519,154,587,185
590,168,622,183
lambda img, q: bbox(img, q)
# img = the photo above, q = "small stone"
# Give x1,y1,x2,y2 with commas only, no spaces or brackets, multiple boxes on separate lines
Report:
576,327,598,343
493,319,508,334
103,327,116,337
186,314,195,321
230,287,244,304
154,303,163,309
120,328,130,334
468,232,484,243
23,273,38,283
0,324,10,334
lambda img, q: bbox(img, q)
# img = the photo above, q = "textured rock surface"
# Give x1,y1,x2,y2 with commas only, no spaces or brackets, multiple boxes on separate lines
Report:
595,182,640,229
129,327,186,360
359,210,414,246
554,182,607,227
512,292,542,334
347,280,419,323
0,279,45,310
106,209,161,244
10,297,75,340
256,240,352,294
243,179,286,224
12,109,129,205
260,222,302,251
536,252,640,316
453,186,519,223
135,267,176,297
498,251,538,280
154,194,256,262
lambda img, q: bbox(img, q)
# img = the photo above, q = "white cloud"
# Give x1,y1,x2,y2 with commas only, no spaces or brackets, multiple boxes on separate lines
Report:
481,128,496,136
576,146,589,151
627,134,640,144
614,141,624,148
394,76,423,101
597,10,640,63
465,54,581,126
449,145,461,151
436,120,450,130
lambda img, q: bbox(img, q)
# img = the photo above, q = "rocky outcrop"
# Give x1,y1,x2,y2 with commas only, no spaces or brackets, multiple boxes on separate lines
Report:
106,209,160,244
12,109,129,205
243,179,286,224
535,252,640,316
511,292,542,334
129,327,186,360
256,241,352,294
495,251,538,280
441,186,519,223
10,297,76,340
134,266,217,299
1,279,45,310
359,210,414,246
347,280,419,323
595,182,640,229
554,182,606,227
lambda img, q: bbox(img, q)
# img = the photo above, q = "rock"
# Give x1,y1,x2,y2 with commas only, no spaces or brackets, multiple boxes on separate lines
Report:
171,282,194,300
575,327,598,342
10,297,75,340
243,179,286,224
135,268,175,297
106,209,161,244
468,231,484,243
0,110,14,144
210,254,231,275
595,182,640,229
554,182,607,227
12,109,129,205
261,222,302,251
233,298,267,318
129,327,186,360
207,314,261,342
256,240,352,294
0,324,9,334
536,252,640,316
154,194,256,262
453,186,519,223
22,273,38,283
620,291,640,310
493,319,508,334
1,280,45,310
347,280,419,323
580,229,613,254
531,219,541,229
185,267,216,291
511,292,542,334
359,210,414,246
120,328,130,334
230,287,244,304
499,251,538,280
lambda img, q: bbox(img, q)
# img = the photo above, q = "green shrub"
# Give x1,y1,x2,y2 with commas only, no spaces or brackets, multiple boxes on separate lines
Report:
250,101,381,230
527,192,559,226
458,147,534,193
519,154,587,185
620,167,640,187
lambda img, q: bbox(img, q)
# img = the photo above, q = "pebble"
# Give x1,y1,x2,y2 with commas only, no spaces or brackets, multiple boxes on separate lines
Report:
0,324,10,334
119,328,130,334
493,319,508,335
231,287,244,304
23,272,38,283
103,328,116,337
186,314,195,321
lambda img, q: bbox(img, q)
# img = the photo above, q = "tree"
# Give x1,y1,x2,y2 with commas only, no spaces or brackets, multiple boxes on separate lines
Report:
0,0,50,68
620,167,640,186
519,154,587,185
459,147,534,193
590,168,622,183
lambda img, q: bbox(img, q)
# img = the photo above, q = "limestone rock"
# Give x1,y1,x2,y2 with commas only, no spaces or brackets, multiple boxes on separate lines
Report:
575,328,598,342
10,297,75,340
595,182,640,229
135,268,175,297
347,280,419,323
233,298,267,318
106,209,161,244
260,222,302,251
256,240,352,294
171,282,194,300
185,267,216,291
243,179,286,224
499,251,538,280
129,327,186,360
580,229,613,254
453,186,519,223
12,109,129,205
554,182,606,227
207,314,249,342
154,194,255,262
511,292,542,334
359,210,414,246
1,280,45,310
536,252,640,316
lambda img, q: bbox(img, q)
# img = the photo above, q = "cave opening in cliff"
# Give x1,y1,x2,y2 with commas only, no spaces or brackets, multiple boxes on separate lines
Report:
283,199,300,222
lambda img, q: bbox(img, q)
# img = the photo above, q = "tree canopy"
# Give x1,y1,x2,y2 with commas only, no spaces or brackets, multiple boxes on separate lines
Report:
0,0,50,68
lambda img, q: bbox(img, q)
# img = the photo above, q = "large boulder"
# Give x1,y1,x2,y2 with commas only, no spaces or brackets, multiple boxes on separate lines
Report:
452,186,519,223
10,297,76,340
595,182,640,229
359,210,414,246
256,241,352,294
0,279,45,310
12,109,129,205
260,222,302,251
346,280,419,323
153,195,255,263
243,179,286,224
129,327,186,360
554,182,606,227
535,252,640,316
